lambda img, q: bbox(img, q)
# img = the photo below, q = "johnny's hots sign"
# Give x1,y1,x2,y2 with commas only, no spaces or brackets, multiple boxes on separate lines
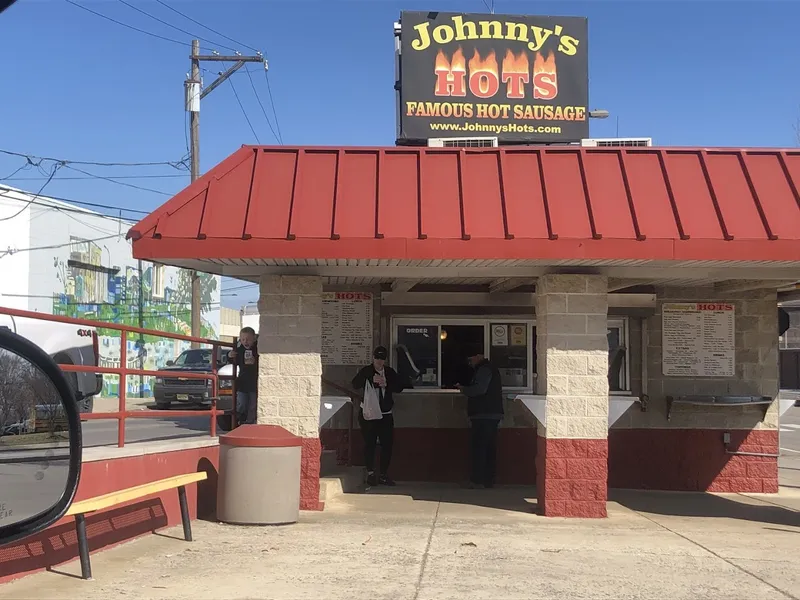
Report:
397,12,589,144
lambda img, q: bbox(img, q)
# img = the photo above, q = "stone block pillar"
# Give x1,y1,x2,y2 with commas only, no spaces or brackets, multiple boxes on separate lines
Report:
535,274,609,518
257,275,323,510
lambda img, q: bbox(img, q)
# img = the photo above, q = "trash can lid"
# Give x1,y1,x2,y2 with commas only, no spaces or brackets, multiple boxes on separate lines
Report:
220,424,303,448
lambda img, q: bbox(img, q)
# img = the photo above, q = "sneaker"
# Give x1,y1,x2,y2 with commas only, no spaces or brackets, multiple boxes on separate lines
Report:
379,476,396,487
366,472,378,487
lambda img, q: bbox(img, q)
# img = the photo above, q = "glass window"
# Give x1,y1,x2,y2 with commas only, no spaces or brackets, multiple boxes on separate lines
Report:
441,325,485,388
607,324,627,392
489,323,531,388
396,325,439,387
393,318,628,392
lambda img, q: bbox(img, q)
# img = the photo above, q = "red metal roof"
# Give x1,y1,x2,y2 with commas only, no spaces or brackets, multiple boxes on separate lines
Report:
129,146,800,263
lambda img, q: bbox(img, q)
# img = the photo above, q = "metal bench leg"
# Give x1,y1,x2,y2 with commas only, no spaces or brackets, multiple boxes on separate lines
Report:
178,485,192,542
75,514,92,580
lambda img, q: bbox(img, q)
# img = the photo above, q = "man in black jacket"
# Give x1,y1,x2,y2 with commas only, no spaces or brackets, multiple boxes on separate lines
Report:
352,346,406,486
457,345,504,489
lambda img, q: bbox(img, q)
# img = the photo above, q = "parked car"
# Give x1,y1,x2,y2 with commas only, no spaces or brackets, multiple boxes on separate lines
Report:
0,314,103,414
153,347,233,409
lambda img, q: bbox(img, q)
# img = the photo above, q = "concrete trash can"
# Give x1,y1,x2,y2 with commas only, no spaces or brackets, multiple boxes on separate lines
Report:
217,424,302,525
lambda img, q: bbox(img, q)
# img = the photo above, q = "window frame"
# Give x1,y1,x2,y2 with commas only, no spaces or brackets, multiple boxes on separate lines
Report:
391,315,630,394
607,317,630,395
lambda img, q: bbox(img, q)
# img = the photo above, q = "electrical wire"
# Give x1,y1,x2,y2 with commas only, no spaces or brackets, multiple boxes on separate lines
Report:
1,233,123,259
153,0,261,54
150,0,284,142
63,165,174,196
116,0,237,53
245,68,281,144
5,173,188,182
227,74,260,144
1,160,34,181
222,282,257,293
0,149,188,171
64,0,191,48
0,163,62,222
263,69,284,144
0,188,149,216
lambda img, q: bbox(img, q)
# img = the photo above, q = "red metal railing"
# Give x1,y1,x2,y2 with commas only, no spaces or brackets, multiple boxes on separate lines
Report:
0,306,237,447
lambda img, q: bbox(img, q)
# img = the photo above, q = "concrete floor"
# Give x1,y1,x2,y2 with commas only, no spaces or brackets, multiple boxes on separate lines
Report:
2,485,799,600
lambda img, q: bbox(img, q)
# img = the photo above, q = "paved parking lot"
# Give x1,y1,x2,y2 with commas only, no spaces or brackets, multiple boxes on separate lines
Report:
2,484,799,600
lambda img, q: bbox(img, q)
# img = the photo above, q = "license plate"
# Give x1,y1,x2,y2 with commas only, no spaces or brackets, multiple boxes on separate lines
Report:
177,394,189,401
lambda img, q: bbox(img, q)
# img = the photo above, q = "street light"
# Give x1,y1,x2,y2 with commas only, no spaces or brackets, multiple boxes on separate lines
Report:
588,109,610,119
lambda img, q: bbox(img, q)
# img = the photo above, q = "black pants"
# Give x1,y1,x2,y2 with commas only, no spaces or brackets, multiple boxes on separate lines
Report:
470,418,500,487
359,413,394,475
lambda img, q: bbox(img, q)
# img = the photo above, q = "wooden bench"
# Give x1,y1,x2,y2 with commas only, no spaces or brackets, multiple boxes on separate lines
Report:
65,472,208,580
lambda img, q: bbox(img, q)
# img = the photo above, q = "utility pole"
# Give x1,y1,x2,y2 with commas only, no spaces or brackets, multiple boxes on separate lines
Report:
185,39,266,348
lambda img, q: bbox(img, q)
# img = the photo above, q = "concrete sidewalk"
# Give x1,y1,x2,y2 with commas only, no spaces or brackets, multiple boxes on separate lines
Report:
2,485,799,600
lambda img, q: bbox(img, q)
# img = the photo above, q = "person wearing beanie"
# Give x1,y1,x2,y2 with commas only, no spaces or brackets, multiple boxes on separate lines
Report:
456,344,504,489
351,346,406,487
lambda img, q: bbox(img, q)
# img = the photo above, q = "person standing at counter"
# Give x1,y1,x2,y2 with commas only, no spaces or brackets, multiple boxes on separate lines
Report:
456,346,504,489
352,346,406,487
228,327,259,425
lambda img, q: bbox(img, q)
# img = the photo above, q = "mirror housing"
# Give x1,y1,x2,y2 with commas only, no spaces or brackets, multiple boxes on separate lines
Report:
0,328,82,547
166,360,175,367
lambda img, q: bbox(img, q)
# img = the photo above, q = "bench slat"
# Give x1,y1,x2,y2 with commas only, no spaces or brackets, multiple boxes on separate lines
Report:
66,472,208,516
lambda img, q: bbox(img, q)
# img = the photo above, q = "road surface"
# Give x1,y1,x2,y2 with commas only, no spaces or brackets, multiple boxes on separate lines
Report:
81,413,213,447
0,458,69,527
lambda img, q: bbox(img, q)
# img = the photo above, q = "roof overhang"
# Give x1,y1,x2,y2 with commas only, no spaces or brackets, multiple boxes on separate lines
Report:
129,145,800,284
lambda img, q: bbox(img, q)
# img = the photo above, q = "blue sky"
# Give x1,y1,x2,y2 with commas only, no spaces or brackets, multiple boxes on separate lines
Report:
1,0,799,309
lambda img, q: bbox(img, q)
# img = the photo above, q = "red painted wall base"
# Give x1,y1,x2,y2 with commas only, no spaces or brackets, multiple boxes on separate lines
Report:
301,438,323,511
536,437,608,518
321,428,538,485
323,427,779,498
608,428,779,493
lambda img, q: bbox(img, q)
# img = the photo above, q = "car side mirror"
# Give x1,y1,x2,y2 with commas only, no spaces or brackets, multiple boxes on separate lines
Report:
0,328,82,547
166,360,175,367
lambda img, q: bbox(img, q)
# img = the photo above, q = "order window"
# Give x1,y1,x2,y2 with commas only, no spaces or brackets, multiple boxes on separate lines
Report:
393,317,629,392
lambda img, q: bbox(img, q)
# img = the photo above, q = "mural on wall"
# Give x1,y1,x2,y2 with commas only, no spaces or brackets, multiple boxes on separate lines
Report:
52,236,219,398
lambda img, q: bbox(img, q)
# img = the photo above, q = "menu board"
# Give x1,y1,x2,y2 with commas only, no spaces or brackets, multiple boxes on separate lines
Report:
321,292,373,365
662,303,735,377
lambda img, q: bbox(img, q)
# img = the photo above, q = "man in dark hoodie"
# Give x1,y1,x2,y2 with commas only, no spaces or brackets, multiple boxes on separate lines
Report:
352,346,406,487
456,344,504,489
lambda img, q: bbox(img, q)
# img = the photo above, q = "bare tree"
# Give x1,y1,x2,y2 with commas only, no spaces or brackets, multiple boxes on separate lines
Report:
0,351,37,436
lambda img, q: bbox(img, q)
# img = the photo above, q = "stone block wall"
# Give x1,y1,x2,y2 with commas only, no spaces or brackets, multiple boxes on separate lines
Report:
257,275,324,510
609,285,780,494
535,274,609,518
613,286,779,431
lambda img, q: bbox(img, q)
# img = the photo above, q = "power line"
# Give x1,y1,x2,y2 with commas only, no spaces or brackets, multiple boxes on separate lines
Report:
154,0,261,54
222,282,257,293
1,233,123,259
0,148,188,171
4,173,188,182
245,67,281,144
0,163,62,223
116,0,237,53
0,187,149,216
263,70,284,144
63,165,174,196
228,75,260,144
1,160,35,181
64,0,191,48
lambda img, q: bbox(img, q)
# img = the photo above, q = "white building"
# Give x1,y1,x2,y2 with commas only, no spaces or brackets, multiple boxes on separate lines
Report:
0,185,221,398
